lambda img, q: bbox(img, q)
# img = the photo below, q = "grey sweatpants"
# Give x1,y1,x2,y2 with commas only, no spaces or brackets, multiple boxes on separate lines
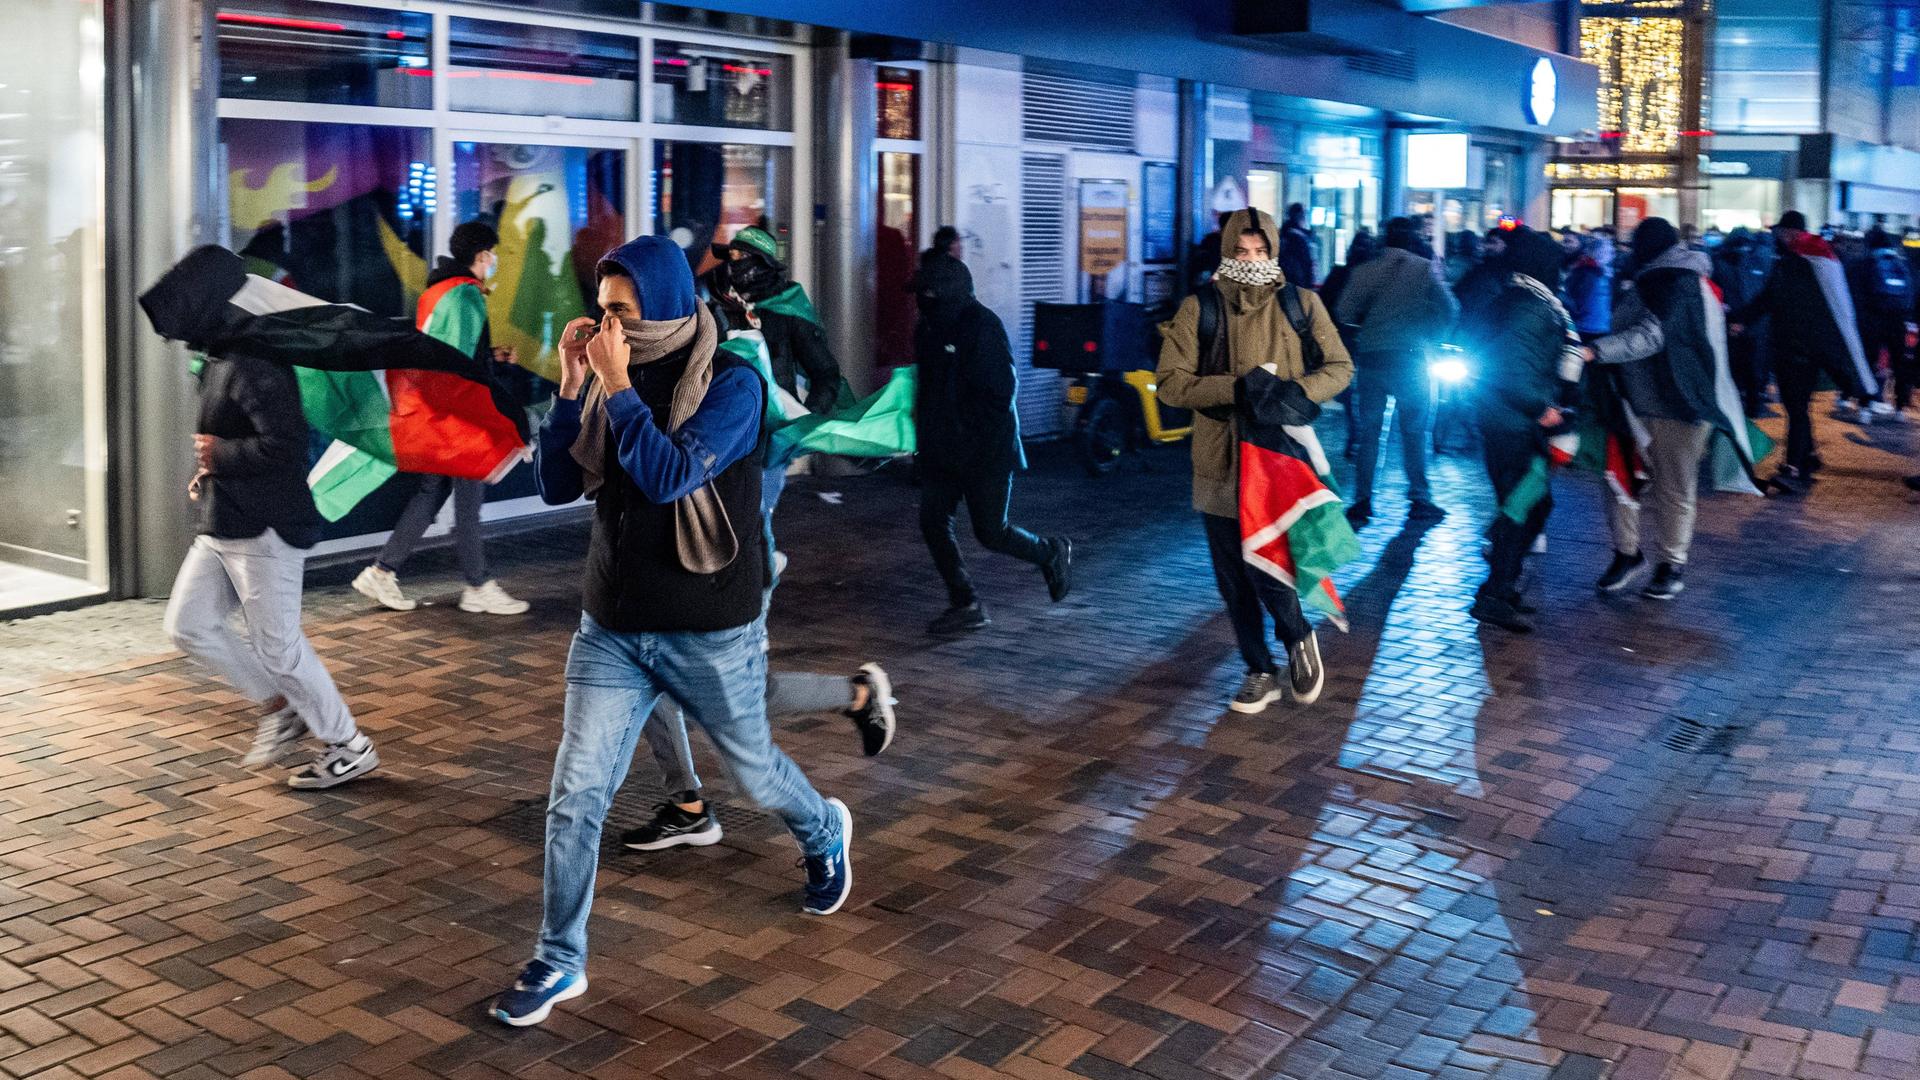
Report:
378,475,489,587
1607,417,1713,567
163,531,358,744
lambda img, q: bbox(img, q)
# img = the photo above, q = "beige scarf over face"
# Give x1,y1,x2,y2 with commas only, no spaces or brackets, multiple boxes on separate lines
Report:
571,304,738,573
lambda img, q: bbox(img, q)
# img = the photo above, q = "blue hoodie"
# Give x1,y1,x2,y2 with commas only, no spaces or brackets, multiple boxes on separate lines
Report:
597,234,698,321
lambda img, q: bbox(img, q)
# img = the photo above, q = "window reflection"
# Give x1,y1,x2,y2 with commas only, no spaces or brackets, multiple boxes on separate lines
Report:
655,142,790,274
447,18,639,122
216,1,431,108
651,40,790,130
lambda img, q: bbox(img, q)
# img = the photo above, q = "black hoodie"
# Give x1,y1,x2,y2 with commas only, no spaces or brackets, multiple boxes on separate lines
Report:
912,255,1023,475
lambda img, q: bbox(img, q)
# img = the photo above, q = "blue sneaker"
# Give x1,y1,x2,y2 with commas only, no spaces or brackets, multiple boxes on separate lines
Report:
801,797,853,915
491,959,586,1027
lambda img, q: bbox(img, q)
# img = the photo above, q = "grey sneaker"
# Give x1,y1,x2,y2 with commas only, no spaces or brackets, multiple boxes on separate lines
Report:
242,704,306,766
287,734,379,790
1230,671,1282,714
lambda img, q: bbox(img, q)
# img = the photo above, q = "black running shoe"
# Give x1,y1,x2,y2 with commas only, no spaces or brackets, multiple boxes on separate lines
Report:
928,604,990,635
1470,591,1534,633
1043,537,1074,602
1230,671,1281,715
1407,500,1446,523
1345,500,1373,529
1287,630,1325,705
621,802,722,851
1642,563,1685,600
847,664,896,757
1595,550,1645,594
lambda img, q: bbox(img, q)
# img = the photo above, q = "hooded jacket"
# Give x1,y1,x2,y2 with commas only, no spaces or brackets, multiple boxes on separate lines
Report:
1590,245,1715,422
1334,245,1459,359
1156,208,1353,518
1562,236,1615,337
912,255,1024,476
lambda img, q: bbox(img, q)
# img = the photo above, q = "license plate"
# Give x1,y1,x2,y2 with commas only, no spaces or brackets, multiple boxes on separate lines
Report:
1065,385,1089,405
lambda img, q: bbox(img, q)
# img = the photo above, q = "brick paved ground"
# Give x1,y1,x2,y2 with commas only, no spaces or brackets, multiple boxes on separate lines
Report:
3,402,1920,1080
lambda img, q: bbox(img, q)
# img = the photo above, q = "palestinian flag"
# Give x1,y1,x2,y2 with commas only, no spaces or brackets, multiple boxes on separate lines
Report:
141,245,530,520
1236,368,1360,630
1790,232,1878,399
722,330,917,464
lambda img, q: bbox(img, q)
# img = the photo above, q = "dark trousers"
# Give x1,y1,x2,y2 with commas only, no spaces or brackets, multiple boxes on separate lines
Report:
1481,433,1552,599
1202,512,1309,675
1351,352,1433,506
919,465,1049,608
1861,314,1907,403
1777,359,1819,471
1728,333,1764,416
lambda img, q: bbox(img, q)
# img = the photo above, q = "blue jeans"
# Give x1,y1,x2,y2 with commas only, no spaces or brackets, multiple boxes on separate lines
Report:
536,611,841,974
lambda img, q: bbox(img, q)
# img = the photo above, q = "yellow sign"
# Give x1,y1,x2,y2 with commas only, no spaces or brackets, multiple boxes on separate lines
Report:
1079,180,1129,275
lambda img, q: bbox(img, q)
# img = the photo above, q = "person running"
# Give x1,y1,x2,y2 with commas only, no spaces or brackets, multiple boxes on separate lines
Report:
1582,218,1723,601
353,221,528,616
163,350,379,788
493,235,853,1029
1335,216,1458,527
1157,207,1353,713
1729,211,1878,492
1463,227,1582,633
913,252,1073,634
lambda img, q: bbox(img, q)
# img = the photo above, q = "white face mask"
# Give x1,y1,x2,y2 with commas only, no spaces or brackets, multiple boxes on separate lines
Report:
480,253,498,280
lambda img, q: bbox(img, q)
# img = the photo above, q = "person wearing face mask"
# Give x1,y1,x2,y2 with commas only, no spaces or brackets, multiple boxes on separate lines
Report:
912,252,1073,633
1156,208,1353,714
493,235,855,1029
353,221,528,616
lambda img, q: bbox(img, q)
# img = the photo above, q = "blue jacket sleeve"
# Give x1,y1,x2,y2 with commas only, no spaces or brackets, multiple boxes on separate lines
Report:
534,396,586,505
605,366,764,504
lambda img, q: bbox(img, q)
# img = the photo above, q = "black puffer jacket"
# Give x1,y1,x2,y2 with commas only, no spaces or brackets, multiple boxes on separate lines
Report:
1464,284,1566,443
912,255,1023,476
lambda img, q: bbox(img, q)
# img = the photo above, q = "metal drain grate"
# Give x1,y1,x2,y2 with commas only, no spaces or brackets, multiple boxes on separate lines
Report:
482,785,782,854
1659,715,1747,754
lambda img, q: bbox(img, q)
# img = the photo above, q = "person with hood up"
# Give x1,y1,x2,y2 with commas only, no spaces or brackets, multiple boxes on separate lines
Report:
352,221,529,617
494,235,854,1030
1581,218,1738,600
1730,211,1878,491
1335,215,1459,527
1157,207,1353,714
912,252,1073,634
1562,231,1614,342
1280,203,1318,289
1461,227,1584,632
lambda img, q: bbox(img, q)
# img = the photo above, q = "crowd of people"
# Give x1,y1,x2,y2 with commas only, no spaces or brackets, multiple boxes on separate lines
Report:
149,191,1913,1029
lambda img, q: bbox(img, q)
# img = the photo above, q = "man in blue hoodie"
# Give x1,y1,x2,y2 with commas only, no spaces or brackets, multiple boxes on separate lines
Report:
491,236,853,1029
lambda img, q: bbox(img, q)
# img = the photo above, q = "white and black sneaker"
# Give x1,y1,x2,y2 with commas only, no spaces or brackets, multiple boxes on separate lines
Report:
1287,630,1325,705
287,734,379,790
242,704,306,766
1229,671,1282,715
621,801,723,851
847,664,896,757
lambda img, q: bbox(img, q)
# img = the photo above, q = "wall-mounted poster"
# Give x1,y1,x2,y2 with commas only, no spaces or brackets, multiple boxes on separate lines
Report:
1078,179,1129,275
1142,161,1176,264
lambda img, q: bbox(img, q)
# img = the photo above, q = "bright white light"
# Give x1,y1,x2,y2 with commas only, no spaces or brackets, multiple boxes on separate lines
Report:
1430,357,1470,384
239,75,258,83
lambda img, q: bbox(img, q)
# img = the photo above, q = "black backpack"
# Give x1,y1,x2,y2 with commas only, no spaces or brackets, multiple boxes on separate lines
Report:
1866,249,1914,316
1194,280,1324,379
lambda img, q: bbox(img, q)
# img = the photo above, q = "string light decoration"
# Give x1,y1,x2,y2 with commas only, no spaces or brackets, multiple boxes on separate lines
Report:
1545,161,1678,181
1580,16,1686,154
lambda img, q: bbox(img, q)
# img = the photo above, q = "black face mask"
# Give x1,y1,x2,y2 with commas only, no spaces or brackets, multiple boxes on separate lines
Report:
730,256,783,301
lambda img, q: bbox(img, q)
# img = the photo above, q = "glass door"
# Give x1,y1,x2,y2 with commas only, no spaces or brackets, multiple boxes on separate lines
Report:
874,63,927,371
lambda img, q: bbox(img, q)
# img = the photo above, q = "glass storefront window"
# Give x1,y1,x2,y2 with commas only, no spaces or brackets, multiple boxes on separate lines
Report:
447,19,640,122
651,41,791,130
1704,178,1782,233
217,1,431,108
875,152,919,369
0,1,109,610
877,67,920,141
1618,187,1680,233
650,7,797,39
451,141,627,389
1551,189,1615,231
221,119,432,316
654,142,791,274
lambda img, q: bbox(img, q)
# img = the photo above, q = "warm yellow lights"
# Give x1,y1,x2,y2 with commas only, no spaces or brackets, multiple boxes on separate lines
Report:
1545,161,1679,181
1580,16,1685,154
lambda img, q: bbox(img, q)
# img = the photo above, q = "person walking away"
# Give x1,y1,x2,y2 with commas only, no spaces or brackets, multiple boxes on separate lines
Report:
1318,230,1379,458
1851,227,1914,422
1729,211,1878,492
912,252,1073,634
1157,207,1353,713
1581,218,1723,600
1280,203,1318,289
1463,227,1583,632
1562,231,1614,343
163,353,380,788
1713,228,1771,418
493,235,853,1029
353,222,528,615
1335,216,1459,527
1453,227,1510,323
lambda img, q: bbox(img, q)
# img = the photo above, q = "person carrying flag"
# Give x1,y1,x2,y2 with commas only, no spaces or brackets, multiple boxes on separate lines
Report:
493,234,853,1029
1156,208,1352,714
353,221,529,616
1463,227,1583,633
1729,211,1878,492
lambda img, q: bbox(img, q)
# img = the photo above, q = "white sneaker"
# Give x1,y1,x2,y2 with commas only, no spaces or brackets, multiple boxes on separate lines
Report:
1870,400,1896,416
353,565,417,611
460,580,529,615
242,704,306,766
288,734,379,790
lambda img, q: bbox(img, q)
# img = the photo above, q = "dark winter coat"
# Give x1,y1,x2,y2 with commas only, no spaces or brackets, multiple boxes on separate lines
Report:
1463,283,1566,444
193,354,325,548
913,257,1024,477
1280,224,1318,290
760,309,843,414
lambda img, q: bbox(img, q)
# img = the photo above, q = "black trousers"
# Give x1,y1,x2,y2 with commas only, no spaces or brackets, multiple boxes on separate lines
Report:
1481,433,1552,599
1728,332,1764,416
919,465,1050,608
1202,512,1309,675
1776,359,1820,471
1860,314,1916,407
